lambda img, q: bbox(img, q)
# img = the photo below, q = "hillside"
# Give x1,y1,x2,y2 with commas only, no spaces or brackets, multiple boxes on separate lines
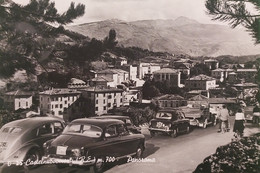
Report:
66,17,260,57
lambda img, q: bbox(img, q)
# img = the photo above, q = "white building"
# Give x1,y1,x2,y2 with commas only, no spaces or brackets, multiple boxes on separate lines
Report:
204,59,219,70
4,90,33,111
138,63,161,79
39,88,81,118
97,69,129,86
153,68,181,87
185,74,217,91
81,87,124,115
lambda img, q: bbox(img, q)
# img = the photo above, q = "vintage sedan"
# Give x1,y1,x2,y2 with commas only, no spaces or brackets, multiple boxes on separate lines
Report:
42,118,145,173
91,115,141,134
0,117,65,168
148,109,190,137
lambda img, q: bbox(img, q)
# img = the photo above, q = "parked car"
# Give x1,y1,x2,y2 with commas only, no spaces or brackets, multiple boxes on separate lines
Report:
42,118,145,173
0,117,65,168
148,109,190,137
180,106,216,128
91,115,141,134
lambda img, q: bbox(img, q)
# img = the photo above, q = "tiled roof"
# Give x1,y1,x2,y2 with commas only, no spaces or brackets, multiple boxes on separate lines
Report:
81,87,123,93
89,76,113,82
236,69,257,72
188,94,208,101
68,78,86,84
188,74,215,81
97,69,128,74
40,88,81,95
153,68,178,74
5,90,32,96
154,94,184,100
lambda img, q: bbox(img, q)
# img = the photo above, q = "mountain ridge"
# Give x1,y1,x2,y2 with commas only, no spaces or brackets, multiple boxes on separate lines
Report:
66,17,260,57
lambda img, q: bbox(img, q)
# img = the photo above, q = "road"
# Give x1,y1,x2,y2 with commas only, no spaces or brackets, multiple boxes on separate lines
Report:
1,117,259,173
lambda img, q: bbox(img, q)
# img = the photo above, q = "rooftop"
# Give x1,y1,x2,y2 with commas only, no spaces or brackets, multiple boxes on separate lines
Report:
188,74,215,81
81,87,123,93
154,94,185,100
5,90,32,97
236,69,257,72
188,94,209,101
153,68,178,74
40,88,81,95
97,69,128,74
89,76,113,82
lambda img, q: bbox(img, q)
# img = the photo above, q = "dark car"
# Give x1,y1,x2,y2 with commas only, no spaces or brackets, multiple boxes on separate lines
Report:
42,118,145,173
91,115,141,134
0,117,65,168
148,109,190,137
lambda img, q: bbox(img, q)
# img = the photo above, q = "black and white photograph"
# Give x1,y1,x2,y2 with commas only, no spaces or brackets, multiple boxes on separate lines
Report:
0,0,260,172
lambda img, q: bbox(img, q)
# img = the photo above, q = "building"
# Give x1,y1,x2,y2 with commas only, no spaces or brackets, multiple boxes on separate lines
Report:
186,90,210,98
152,94,187,109
204,59,219,70
115,57,128,67
227,72,237,83
39,88,81,118
88,76,115,88
97,69,129,86
4,90,33,111
119,65,138,80
236,69,257,83
153,68,181,87
185,74,217,91
138,63,161,79
80,87,124,116
211,68,225,82
67,78,88,89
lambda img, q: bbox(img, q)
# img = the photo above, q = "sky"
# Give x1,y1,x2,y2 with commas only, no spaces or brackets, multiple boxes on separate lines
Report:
13,0,224,25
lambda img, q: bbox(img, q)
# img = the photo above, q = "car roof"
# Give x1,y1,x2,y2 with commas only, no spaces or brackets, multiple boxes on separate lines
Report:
71,118,124,129
3,117,63,130
91,115,130,120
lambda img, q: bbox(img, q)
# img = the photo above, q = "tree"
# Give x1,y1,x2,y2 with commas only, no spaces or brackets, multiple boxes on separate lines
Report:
205,0,260,44
0,0,85,78
103,29,118,50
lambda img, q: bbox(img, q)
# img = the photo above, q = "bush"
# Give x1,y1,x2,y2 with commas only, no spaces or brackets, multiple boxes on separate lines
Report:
194,134,260,173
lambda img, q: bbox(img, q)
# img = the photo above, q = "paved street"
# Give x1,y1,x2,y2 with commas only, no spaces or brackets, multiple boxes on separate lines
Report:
1,117,259,173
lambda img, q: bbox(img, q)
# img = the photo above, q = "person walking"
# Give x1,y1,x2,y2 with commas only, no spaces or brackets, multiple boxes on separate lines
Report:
218,105,230,133
233,108,245,138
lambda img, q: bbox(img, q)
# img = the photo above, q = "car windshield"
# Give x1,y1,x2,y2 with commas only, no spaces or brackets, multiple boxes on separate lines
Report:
63,124,102,138
156,112,172,119
1,127,22,134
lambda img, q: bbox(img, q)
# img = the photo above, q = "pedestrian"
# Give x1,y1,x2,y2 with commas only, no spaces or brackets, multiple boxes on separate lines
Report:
218,105,230,133
233,108,245,138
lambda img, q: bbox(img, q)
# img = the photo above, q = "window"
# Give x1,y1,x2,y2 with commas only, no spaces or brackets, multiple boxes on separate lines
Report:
117,124,127,135
95,107,98,111
96,100,98,104
65,101,67,104
108,95,112,99
103,100,105,104
103,93,105,97
59,111,63,115
51,97,54,101
19,102,21,107
72,97,74,101
108,103,111,107
103,106,106,110
60,104,63,108
120,98,122,103
60,97,62,101
38,123,54,136
55,104,58,108
68,97,70,101
52,105,53,109
105,125,118,137
114,93,116,97
53,122,63,133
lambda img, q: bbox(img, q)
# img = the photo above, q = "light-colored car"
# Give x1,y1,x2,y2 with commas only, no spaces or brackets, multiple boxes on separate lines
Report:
0,117,65,169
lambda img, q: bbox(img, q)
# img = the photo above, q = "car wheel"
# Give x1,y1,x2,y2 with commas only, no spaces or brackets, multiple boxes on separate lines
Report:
170,129,177,138
94,156,105,173
135,145,144,159
23,149,40,170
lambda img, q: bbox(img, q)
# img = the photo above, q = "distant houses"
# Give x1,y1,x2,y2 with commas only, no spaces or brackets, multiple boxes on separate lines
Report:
4,90,33,111
39,88,81,118
153,68,181,87
152,94,187,109
185,74,217,91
